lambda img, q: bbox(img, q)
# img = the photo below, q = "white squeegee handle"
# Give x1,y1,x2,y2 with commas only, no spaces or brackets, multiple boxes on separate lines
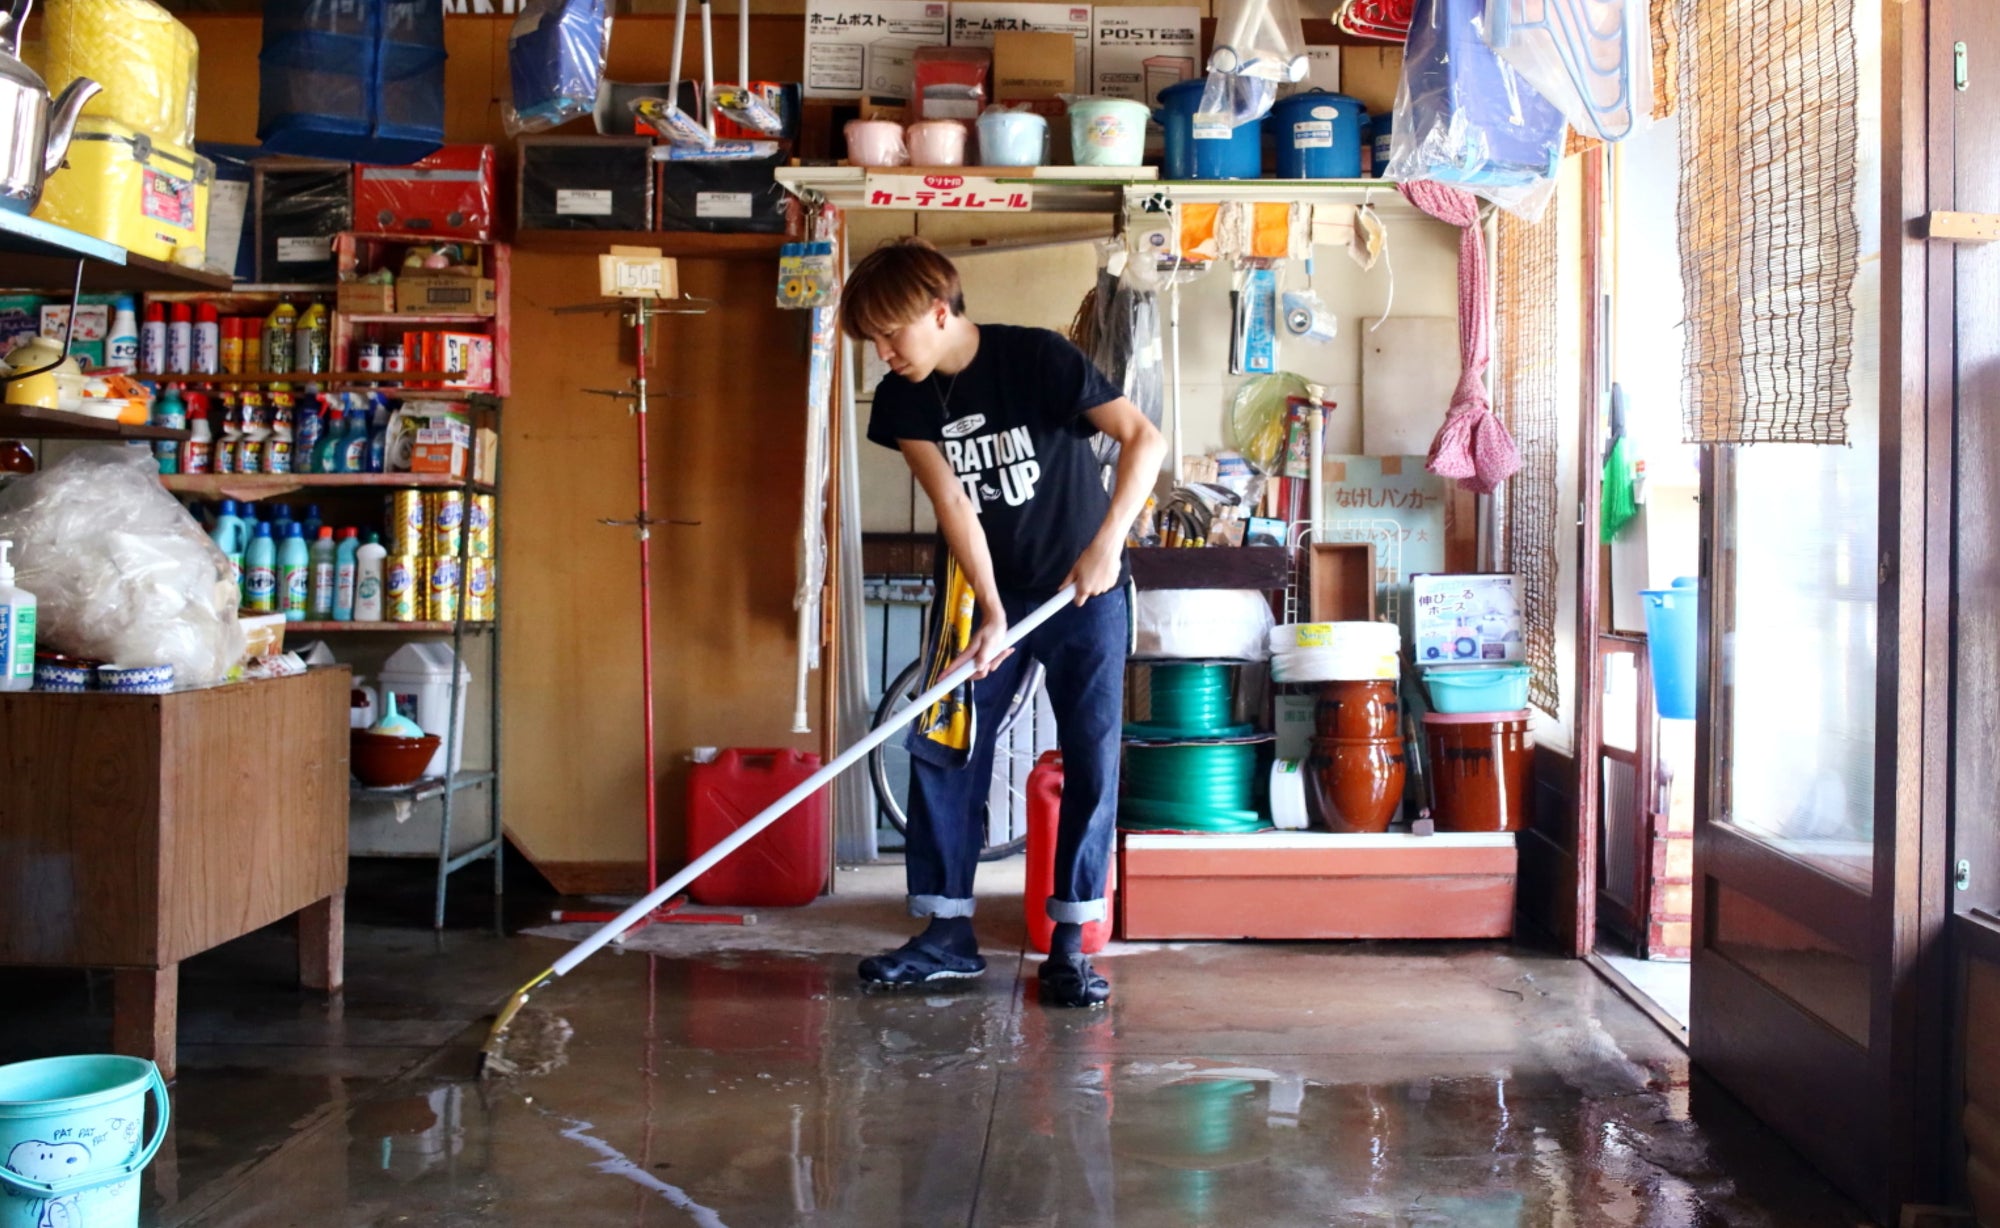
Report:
548,584,1079,979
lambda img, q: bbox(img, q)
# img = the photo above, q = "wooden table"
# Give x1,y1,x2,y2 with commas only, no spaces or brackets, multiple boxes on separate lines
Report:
0,669,350,1079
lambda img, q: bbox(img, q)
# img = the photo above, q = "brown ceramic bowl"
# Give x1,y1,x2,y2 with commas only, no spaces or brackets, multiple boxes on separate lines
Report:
350,729,441,788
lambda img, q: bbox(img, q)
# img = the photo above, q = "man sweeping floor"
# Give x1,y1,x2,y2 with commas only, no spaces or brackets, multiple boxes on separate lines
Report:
841,237,1166,1008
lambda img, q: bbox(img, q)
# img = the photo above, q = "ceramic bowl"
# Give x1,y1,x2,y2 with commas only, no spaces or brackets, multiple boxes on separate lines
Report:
98,664,175,694
351,729,441,788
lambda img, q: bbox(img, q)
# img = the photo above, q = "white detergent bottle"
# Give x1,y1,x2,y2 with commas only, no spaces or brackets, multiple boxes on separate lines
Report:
0,540,37,691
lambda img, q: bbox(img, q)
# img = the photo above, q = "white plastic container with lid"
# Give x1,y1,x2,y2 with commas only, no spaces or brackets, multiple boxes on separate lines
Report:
377,642,471,778
0,540,34,692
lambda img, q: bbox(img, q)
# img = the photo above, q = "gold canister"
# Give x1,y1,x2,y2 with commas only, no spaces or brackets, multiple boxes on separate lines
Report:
386,555,423,623
463,556,494,621
427,490,465,558
390,491,426,557
468,494,495,558
428,555,462,622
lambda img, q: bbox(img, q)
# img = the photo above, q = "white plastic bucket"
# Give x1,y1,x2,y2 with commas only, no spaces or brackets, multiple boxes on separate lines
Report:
1068,98,1150,166
378,642,471,778
977,110,1048,166
0,1055,169,1228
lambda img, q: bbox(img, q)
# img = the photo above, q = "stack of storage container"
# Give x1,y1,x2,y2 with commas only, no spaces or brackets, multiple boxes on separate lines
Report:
34,0,211,265
1412,574,1533,833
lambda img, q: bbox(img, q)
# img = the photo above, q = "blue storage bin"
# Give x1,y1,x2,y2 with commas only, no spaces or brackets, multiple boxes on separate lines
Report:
1642,577,1699,720
1157,79,1264,180
1270,90,1364,179
1423,664,1531,714
259,0,446,164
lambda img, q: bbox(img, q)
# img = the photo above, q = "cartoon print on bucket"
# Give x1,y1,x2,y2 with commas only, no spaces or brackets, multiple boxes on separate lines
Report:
0,1057,168,1228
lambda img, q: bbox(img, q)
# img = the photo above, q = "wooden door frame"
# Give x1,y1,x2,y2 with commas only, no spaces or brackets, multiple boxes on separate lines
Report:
1567,146,1608,959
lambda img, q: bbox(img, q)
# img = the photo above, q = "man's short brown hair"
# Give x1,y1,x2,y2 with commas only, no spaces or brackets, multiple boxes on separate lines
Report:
839,237,965,340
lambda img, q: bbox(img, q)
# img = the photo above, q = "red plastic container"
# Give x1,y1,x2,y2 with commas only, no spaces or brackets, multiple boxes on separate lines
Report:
1025,751,1116,954
353,144,497,240
686,748,829,907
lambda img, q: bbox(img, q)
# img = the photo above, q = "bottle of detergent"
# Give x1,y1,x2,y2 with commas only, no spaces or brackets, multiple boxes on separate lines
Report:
152,385,186,474
106,298,139,372
302,503,323,541
181,393,212,474
244,521,277,613
365,394,391,473
0,540,35,693
210,498,246,599
355,531,387,621
308,526,337,620
295,301,329,375
334,527,360,621
278,522,310,621
339,406,371,474
264,300,296,375
295,392,324,474
316,403,346,475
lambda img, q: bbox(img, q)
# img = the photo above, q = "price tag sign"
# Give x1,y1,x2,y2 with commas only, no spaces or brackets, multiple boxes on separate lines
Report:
863,173,1035,212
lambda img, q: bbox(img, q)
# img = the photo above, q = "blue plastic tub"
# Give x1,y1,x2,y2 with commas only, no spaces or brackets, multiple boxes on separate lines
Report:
1424,664,1531,714
1642,577,1699,720
1156,79,1264,180
258,0,446,163
1270,90,1364,178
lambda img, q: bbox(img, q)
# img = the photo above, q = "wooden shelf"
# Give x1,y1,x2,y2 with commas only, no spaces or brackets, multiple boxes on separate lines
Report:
291,620,493,634
513,229,789,259
339,313,495,325
0,209,232,293
162,473,489,498
0,404,188,442
148,371,466,385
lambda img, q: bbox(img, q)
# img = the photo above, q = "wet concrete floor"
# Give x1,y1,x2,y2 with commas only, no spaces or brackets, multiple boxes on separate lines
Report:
0,860,1871,1227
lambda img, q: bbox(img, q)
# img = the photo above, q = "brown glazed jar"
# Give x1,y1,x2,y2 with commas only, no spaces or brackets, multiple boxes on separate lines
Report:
1313,680,1401,741
1423,711,1533,832
1305,735,1407,833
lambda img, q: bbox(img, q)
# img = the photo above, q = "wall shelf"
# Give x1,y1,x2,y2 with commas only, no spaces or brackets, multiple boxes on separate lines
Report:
162,473,490,498
0,209,232,293
513,229,789,260
295,620,493,634
0,404,188,442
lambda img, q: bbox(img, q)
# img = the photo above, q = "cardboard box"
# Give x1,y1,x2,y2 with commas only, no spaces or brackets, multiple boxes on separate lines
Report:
396,271,497,316
804,0,951,100
474,427,500,485
1412,573,1525,665
991,29,1075,106
409,411,472,477
950,3,1092,95
1090,6,1199,107
337,281,397,314
437,333,495,389
598,246,681,299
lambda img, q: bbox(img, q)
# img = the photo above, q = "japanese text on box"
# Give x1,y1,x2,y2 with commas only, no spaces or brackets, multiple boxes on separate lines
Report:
863,173,1035,212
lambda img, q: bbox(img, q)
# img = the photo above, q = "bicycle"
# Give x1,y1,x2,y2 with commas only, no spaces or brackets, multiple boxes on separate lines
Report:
868,658,1046,861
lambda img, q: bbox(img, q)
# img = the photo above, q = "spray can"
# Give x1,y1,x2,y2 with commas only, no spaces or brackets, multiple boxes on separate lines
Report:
386,555,422,622
220,316,244,374
194,303,220,375
167,302,192,373
139,301,167,374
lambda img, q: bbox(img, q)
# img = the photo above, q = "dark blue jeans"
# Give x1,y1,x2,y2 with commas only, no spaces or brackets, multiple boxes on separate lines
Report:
904,586,1127,926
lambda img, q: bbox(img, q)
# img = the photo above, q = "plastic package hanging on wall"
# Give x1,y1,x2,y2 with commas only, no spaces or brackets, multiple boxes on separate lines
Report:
0,447,245,686
506,0,614,136
1199,0,1307,127
258,0,446,164
44,0,199,148
1483,0,1650,143
1384,0,1568,220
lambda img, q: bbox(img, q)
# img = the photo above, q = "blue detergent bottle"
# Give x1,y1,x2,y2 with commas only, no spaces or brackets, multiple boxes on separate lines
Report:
278,522,310,622
244,522,277,613
210,498,247,600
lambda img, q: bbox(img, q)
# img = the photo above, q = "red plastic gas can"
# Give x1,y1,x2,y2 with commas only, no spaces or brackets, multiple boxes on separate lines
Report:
686,748,829,907
1025,751,1116,954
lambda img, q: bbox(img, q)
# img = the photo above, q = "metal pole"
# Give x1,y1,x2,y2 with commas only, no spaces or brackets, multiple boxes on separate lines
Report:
633,299,661,895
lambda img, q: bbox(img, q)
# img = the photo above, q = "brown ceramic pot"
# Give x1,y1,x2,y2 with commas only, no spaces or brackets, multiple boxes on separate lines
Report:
1304,735,1407,833
1313,680,1402,740
1422,713,1532,832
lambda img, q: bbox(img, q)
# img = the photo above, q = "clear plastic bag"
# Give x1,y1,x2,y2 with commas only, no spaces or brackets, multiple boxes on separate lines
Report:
0,447,244,685
1385,0,1568,219
506,0,614,136
1484,0,1649,143
1200,0,1307,126
44,0,199,148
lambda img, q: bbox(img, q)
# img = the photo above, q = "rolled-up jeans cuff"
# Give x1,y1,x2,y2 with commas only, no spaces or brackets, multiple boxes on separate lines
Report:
909,895,975,919
1045,897,1107,925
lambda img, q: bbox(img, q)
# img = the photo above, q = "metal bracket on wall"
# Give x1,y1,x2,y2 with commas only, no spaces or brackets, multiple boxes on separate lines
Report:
1922,211,2000,242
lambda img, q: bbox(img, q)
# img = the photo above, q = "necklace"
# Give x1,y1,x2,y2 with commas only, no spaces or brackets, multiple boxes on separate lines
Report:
931,369,960,417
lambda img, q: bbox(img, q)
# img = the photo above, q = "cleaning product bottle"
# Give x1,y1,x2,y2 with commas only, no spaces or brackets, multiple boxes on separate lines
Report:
194,303,220,375
264,300,297,375
334,527,360,621
244,521,277,613
168,302,193,373
316,403,346,475
365,394,391,474
106,298,139,372
239,391,268,473
340,403,371,474
296,301,329,375
211,498,246,597
279,521,309,622
355,531,387,621
309,526,337,620
295,392,324,474
270,502,295,546
139,301,166,375
0,541,35,693
302,503,323,541
181,394,213,474
216,394,240,474
152,385,186,474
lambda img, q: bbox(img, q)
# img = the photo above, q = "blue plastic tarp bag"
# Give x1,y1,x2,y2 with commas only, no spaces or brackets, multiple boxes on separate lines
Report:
507,0,614,135
1384,0,1568,219
259,0,446,164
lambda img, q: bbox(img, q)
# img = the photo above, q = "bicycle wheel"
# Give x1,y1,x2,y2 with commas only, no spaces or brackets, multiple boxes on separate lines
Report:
870,658,1042,861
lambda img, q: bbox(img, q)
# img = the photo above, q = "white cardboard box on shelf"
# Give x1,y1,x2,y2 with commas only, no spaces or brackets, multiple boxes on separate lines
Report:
1090,6,1199,107
805,0,951,99
950,2,1093,95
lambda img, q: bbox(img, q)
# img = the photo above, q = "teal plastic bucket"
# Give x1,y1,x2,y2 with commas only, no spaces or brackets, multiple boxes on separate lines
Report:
0,1056,169,1228
1642,577,1699,720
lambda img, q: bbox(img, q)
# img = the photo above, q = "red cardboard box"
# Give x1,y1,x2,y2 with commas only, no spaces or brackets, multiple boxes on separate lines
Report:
354,145,497,241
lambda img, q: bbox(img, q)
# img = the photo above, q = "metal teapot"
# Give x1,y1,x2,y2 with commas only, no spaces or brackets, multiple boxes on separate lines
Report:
0,0,99,215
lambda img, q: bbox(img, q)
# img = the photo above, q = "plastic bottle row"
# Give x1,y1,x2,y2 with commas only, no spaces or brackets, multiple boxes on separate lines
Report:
206,499,494,625
154,388,393,477
125,298,348,379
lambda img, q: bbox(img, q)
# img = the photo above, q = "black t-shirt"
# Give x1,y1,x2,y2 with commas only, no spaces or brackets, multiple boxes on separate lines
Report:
868,323,1124,596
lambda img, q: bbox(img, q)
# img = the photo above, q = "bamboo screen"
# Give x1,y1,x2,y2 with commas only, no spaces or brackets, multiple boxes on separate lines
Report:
1494,202,1564,717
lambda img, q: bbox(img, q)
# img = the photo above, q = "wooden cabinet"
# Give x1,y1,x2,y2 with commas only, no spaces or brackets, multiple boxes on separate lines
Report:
0,670,351,1078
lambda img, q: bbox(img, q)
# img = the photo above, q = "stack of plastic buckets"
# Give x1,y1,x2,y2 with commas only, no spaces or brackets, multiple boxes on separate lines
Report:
0,1055,169,1228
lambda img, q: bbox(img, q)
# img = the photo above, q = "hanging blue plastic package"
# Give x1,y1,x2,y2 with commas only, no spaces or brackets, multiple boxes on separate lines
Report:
259,0,446,164
507,0,615,135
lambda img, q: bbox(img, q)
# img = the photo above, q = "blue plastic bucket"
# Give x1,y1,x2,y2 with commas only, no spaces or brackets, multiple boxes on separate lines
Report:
1156,79,1263,180
1642,577,1699,720
0,1056,169,1228
1270,90,1364,178
1423,664,1531,714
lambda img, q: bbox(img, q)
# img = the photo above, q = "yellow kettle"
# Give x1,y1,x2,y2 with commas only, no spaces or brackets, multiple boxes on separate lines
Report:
3,334,81,409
